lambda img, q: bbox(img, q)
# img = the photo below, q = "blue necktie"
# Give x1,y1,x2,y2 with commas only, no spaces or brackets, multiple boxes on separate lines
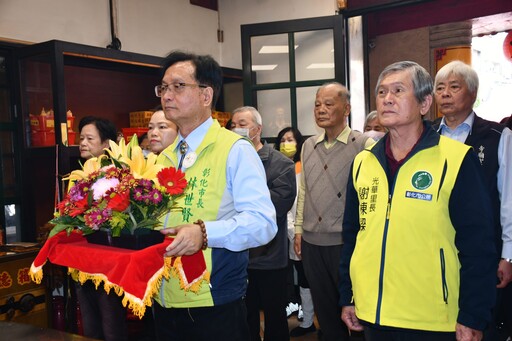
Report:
178,140,188,170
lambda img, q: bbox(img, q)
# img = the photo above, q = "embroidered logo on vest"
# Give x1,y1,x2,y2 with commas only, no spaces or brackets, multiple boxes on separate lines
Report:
411,171,433,190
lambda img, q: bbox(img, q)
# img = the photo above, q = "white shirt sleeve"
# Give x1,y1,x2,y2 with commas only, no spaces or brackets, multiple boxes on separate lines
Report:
498,127,512,259
205,139,277,251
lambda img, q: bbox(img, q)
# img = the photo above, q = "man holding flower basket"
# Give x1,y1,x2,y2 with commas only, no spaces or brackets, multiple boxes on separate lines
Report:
152,51,277,341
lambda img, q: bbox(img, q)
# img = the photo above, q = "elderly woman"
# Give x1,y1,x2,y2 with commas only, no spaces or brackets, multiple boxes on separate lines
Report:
339,61,496,341
76,116,128,341
78,116,117,159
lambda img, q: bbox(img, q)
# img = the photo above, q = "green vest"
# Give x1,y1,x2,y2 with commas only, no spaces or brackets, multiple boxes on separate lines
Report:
350,136,470,331
155,120,240,308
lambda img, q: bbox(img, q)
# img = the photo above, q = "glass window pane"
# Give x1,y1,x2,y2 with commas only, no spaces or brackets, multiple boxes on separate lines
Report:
251,34,290,84
295,30,334,82
472,32,512,123
0,89,11,123
0,56,6,85
297,86,323,136
5,204,21,243
0,131,16,198
20,55,54,147
256,89,291,138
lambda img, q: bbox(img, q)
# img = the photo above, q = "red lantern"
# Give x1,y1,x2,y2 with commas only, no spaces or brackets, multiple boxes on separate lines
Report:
504,31,512,63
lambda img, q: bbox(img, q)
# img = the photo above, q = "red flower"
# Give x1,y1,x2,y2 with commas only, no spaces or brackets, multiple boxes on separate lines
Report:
68,197,89,217
157,167,187,195
106,190,130,212
57,197,89,217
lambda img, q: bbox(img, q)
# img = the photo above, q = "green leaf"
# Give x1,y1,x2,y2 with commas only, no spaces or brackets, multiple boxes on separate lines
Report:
49,223,74,238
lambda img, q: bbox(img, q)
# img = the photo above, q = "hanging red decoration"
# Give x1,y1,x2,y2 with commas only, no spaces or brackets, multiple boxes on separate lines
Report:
504,31,512,63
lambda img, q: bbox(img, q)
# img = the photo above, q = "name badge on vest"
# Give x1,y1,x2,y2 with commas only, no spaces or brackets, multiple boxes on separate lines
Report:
478,145,485,165
183,152,197,168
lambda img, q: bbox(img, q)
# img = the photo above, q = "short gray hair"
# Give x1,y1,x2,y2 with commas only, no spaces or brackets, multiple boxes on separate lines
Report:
232,106,262,125
366,110,378,123
375,61,433,103
434,60,479,96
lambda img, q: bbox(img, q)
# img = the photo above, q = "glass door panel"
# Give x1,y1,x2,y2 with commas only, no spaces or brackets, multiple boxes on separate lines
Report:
242,15,345,140
296,86,322,136
255,88,292,138
295,30,335,82
251,34,290,84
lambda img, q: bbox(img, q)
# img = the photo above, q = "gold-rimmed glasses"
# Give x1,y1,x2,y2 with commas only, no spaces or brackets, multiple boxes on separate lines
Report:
155,83,207,97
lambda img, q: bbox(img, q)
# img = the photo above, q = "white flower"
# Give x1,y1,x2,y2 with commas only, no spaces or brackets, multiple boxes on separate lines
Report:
91,177,120,200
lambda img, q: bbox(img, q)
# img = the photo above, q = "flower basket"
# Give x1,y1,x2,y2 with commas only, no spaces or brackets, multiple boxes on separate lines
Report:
85,229,165,250
48,138,187,241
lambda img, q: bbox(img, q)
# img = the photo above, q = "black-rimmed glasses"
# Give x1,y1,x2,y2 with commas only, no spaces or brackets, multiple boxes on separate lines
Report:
155,83,207,97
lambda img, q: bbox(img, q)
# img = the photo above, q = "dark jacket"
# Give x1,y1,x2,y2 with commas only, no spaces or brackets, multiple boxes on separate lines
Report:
433,113,505,254
249,142,296,269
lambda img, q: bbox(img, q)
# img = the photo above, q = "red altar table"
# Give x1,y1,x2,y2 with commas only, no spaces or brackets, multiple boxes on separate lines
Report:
30,231,209,318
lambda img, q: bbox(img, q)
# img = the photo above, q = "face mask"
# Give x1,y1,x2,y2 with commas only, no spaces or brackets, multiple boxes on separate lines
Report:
280,143,297,158
232,127,249,138
233,127,256,140
363,130,386,141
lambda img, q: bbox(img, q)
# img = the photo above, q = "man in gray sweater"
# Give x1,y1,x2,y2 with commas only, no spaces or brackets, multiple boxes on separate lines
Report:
232,106,296,341
294,82,371,341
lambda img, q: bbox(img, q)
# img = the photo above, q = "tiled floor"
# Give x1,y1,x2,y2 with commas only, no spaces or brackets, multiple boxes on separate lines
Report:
287,314,319,340
258,311,319,340
265,312,365,340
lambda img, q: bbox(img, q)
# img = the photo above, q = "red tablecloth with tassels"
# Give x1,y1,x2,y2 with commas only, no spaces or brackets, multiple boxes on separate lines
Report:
30,231,209,318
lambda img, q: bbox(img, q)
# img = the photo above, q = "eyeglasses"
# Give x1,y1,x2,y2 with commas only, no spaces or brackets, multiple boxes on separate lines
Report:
155,83,207,97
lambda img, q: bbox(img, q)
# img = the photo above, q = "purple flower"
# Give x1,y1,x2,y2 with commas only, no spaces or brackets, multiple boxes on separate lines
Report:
69,182,87,201
149,189,163,204
84,207,112,230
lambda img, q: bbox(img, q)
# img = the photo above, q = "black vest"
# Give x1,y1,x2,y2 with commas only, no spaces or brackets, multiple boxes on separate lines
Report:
434,114,505,253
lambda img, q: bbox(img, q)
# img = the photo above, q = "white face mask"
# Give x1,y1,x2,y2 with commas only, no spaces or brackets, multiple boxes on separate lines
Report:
363,130,386,141
232,127,248,137
233,127,252,139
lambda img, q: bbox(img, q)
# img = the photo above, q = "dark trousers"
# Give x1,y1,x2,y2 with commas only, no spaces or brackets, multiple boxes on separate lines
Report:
364,324,455,341
246,268,289,341
152,297,250,341
485,283,512,340
301,240,350,341
75,281,127,341
294,260,309,288
498,284,512,338
286,260,310,304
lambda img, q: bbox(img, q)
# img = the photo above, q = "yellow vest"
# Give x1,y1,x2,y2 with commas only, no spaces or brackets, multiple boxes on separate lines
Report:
155,120,241,307
350,136,470,331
